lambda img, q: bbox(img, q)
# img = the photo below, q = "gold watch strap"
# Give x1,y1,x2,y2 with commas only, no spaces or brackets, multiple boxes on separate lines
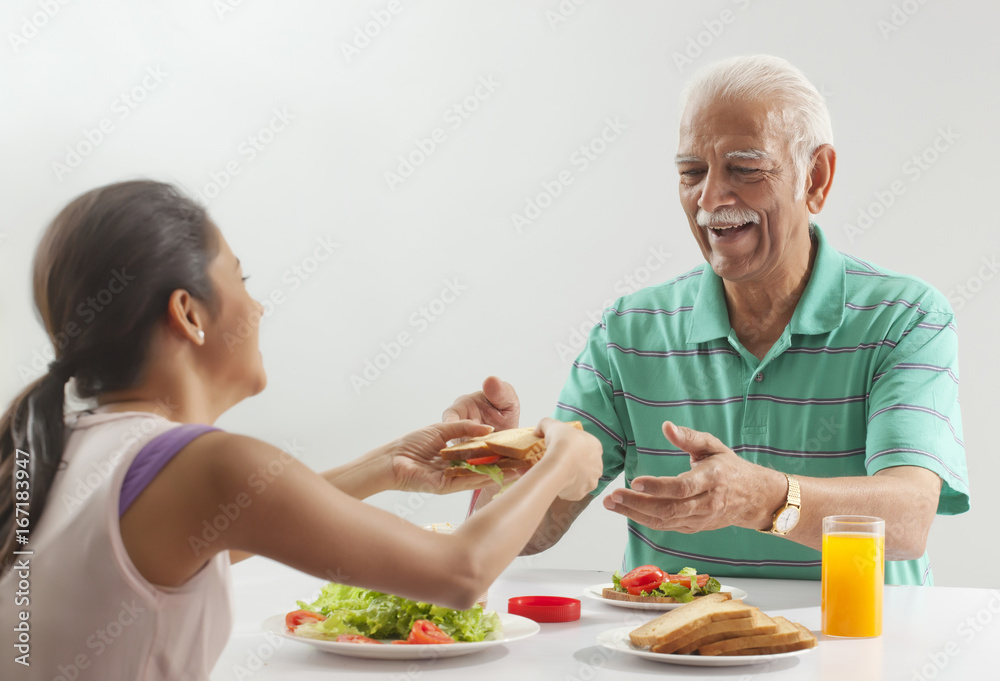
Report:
786,474,801,508
758,473,800,534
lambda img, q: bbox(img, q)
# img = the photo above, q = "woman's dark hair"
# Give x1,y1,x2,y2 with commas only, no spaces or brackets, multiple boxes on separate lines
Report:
0,180,219,575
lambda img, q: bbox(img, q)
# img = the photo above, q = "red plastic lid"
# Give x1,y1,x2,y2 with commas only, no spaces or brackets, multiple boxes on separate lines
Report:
508,596,581,623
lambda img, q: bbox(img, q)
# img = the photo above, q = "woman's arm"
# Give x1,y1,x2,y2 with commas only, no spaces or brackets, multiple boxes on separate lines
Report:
120,419,602,609
318,420,500,499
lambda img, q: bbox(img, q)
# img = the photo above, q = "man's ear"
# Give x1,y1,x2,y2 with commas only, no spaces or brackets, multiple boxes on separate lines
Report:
804,144,836,214
165,289,206,345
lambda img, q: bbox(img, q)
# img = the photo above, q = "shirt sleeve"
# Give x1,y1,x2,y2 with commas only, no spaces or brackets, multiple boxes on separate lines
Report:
865,310,969,514
553,312,629,496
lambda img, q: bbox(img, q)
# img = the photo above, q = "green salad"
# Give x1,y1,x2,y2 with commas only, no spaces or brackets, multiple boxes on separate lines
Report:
293,582,502,642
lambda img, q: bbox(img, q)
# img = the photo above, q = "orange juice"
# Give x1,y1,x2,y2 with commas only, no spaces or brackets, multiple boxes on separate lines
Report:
822,531,884,637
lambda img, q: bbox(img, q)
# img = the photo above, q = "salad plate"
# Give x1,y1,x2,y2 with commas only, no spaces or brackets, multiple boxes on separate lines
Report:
596,625,815,667
262,613,540,660
583,583,749,611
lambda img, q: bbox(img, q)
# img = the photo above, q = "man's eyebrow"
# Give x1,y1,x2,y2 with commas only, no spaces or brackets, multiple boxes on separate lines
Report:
674,154,701,165
235,258,241,270
724,149,772,161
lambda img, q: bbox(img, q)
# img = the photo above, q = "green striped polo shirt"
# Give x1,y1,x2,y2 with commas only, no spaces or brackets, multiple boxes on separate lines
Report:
554,224,969,586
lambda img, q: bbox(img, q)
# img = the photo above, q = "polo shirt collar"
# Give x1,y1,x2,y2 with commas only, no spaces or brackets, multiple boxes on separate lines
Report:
686,223,846,344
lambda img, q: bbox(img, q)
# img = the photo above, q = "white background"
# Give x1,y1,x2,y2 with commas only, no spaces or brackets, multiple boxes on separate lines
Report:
1,0,996,587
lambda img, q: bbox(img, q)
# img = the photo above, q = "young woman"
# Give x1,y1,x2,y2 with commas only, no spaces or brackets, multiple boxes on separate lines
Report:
0,180,602,680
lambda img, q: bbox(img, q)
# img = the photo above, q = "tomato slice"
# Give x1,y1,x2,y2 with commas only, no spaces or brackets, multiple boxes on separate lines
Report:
285,609,326,630
626,583,659,596
407,619,456,644
666,573,710,589
619,565,667,590
390,640,412,645
336,635,382,644
465,455,502,465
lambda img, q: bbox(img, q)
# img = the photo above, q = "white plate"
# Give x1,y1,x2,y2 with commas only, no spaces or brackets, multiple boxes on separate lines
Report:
261,613,540,660
583,583,749,610
596,625,815,667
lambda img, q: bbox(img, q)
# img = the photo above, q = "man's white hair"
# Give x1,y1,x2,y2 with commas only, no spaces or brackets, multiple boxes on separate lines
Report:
680,55,833,200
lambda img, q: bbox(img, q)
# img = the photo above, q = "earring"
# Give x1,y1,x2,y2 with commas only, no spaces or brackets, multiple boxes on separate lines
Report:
197,329,205,341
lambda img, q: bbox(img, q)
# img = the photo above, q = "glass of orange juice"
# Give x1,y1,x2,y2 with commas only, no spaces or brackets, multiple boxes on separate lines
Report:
821,515,885,637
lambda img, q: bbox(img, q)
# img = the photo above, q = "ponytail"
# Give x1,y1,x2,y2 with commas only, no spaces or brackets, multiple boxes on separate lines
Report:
0,364,70,575
1,179,217,578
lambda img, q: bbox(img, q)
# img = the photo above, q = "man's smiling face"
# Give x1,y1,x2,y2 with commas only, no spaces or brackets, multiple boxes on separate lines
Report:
676,95,812,286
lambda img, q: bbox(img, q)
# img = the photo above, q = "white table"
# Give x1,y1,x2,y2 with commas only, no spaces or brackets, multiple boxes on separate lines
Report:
211,557,1000,680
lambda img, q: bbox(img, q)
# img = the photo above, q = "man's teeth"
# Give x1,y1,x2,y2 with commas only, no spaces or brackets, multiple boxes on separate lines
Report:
711,223,742,230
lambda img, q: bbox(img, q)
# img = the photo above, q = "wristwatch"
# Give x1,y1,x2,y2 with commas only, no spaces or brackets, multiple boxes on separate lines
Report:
758,473,801,536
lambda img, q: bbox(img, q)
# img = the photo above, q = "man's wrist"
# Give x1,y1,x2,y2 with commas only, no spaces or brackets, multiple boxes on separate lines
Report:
755,467,792,531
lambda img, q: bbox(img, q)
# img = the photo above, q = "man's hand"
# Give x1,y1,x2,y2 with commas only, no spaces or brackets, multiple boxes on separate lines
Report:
442,376,520,431
602,421,784,532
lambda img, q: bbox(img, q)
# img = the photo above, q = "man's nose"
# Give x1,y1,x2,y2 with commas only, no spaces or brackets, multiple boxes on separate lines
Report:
697,166,735,215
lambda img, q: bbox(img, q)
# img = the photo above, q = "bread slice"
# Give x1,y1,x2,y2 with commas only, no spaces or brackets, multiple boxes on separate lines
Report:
477,428,546,460
439,437,493,459
602,587,730,605
440,421,582,462
440,427,539,461
733,622,818,655
697,616,808,656
629,594,753,648
654,610,777,654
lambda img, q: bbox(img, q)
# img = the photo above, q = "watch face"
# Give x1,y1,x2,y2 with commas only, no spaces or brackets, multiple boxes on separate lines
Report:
775,507,800,534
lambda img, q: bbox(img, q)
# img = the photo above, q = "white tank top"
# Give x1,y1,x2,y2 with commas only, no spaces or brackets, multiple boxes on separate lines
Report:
0,410,232,680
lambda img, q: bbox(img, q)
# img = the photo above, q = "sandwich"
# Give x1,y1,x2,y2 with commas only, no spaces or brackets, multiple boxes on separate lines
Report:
603,565,721,603
440,421,583,484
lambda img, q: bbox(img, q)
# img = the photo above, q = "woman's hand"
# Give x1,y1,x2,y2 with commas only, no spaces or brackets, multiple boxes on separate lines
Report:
533,418,604,501
387,420,521,494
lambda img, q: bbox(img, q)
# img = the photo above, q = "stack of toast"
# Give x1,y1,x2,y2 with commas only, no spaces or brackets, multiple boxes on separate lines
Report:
629,592,817,656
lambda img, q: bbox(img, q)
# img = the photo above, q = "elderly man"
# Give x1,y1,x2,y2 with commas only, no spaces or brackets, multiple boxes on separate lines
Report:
447,55,968,585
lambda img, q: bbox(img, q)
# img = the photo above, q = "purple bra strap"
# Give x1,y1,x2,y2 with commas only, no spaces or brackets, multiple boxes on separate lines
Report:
119,424,221,517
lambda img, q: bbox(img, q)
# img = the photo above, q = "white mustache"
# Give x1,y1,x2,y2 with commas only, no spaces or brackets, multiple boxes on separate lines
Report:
696,207,761,228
